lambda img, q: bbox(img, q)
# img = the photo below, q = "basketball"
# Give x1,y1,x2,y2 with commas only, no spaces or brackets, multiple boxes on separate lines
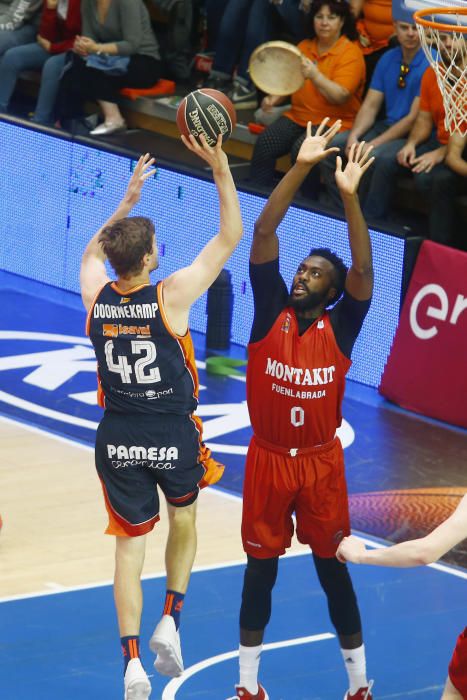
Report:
176,89,237,146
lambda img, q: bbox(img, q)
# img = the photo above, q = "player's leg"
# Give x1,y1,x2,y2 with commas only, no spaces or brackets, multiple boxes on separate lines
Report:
114,534,151,699
230,441,295,699
441,677,463,699
149,500,197,678
313,554,373,699
233,554,278,699
295,440,373,699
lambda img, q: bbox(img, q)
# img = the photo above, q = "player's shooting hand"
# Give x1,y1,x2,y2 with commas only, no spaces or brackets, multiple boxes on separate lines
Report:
335,141,375,196
121,153,156,210
336,535,367,564
296,118,341,167
181,133,229,175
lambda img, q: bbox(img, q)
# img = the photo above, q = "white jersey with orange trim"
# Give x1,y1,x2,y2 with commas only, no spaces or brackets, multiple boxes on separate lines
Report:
87,281,198,414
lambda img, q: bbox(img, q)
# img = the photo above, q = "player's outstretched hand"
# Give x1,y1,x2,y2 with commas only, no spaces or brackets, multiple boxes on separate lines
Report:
122,153,156,209
335,141,375,196
296,118,342,167
336,535,367,564
181,133,229,175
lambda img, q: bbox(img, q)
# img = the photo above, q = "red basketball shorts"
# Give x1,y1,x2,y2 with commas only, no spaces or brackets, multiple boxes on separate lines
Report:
449,627,467,697
241,436,350,559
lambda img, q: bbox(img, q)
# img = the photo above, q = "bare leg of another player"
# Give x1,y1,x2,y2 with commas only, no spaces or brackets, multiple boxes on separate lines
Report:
442,677,462,699
149,501,198,677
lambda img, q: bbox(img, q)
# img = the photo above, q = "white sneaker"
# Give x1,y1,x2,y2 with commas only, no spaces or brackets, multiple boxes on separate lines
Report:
149,614,184,677
90,119,126,136
124,658,151,699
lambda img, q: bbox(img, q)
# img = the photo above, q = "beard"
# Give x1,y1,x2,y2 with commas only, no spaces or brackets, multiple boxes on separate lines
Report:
287,286,330,312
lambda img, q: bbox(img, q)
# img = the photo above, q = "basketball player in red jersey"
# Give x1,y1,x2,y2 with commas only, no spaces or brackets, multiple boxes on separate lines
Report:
337,494,467,700
228,118,375,700
80,135,242,700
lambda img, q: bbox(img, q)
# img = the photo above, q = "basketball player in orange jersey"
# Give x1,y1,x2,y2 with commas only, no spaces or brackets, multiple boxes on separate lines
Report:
227,117,375,700
337,494,467,700
80,135,242,700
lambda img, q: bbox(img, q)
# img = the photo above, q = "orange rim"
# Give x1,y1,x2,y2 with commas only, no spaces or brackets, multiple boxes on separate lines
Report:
414,7,467,33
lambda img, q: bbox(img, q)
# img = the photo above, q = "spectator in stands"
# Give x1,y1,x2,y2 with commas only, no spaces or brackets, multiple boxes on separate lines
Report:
0,0,81,125
204,0,308,110
356,65,460,244
250,0,365,194
321,19,430,214
349,0,394,83
0,0,42,56
56,0,162,136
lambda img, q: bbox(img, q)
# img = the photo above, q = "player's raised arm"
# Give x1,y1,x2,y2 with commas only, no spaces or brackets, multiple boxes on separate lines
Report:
337,494,467,567
251,118,341,264
161,134,242,329
80,153,156,311
335,142,375,301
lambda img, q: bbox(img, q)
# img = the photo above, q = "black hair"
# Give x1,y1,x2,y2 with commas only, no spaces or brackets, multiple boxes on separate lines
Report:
307,0,358,42
308,247,348,305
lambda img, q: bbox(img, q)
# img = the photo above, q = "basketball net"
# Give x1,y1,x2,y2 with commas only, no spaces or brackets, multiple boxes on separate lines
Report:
414,7,467,136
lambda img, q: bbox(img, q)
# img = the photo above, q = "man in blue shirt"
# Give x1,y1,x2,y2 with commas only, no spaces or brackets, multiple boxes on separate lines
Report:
321,19,430,215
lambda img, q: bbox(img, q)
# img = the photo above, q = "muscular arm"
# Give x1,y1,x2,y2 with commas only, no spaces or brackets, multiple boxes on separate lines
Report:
446,133,467,177
251,119,341,264
335,144,374,300
80,154,155,311
162,137,242,334
337,495,467,567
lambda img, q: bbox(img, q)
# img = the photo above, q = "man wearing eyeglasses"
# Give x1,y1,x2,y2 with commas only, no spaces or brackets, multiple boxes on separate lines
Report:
321,20,430,214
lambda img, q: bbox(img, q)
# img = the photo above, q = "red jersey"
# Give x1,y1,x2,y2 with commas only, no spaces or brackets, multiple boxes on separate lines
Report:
247,307,351,448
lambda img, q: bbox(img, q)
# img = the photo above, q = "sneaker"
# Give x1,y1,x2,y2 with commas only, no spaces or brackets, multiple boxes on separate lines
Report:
124,658,151,699
228,82,258,110
226,684,269,700
344,680,374,700
89,119,126,136
149,614,183,677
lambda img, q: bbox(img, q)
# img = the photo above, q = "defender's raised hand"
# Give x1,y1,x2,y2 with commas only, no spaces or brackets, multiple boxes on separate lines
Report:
122,153,156,210
335,141,375,197
296,118,342,167
181,133,229,175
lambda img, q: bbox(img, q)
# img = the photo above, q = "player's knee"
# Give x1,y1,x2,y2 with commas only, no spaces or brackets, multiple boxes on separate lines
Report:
240,555,278,630
167,500,197,526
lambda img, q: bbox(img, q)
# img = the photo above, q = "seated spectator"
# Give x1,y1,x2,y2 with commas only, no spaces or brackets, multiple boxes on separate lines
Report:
204,0,308,110
0,0,81,125
321,18,430,213
357,65,461,244
250,0,365,194
349,0,394,83
0,0,42,56
56,0,162,135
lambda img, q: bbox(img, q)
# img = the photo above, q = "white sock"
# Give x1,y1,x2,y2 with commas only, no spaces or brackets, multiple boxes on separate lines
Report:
341,644,368,694
239,644,262,694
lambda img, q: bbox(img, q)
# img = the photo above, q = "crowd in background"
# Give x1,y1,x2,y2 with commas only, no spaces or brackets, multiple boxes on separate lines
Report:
0,0,465,247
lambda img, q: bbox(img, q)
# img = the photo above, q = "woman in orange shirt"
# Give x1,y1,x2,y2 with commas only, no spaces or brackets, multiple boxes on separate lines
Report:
349,0,394,83
250,0,365,197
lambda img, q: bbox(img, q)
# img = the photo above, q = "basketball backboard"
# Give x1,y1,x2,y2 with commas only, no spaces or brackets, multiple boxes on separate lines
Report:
392,0,467,24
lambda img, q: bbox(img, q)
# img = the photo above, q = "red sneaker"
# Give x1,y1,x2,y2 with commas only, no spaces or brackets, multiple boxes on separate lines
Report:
344,681,374,700
227,684,269,700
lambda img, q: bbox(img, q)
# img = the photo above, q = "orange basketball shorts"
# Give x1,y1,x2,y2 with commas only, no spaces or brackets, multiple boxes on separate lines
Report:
449,627,467,697
241,436,350,559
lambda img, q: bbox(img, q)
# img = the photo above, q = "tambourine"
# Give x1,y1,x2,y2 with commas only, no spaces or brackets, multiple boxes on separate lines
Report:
249,41,304,95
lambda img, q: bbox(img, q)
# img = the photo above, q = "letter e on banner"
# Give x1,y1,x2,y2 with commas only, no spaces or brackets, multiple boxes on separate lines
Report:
379,241,467,428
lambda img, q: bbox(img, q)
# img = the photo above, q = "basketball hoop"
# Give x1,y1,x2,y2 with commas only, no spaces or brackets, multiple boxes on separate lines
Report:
414,6,467,135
